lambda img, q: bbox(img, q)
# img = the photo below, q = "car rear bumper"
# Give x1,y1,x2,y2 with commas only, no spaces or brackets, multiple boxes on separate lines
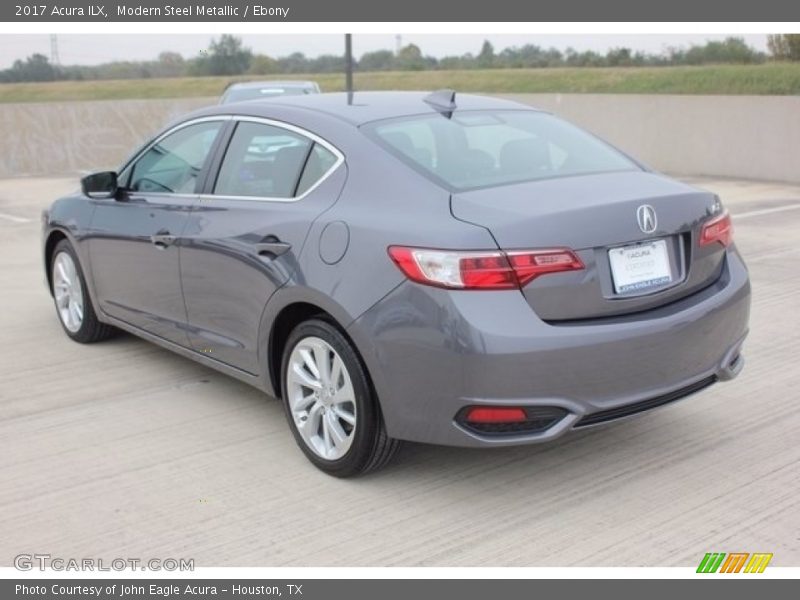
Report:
348,248,751,447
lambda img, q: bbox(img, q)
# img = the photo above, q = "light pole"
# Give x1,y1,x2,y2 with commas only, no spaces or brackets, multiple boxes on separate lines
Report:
345,34,353,95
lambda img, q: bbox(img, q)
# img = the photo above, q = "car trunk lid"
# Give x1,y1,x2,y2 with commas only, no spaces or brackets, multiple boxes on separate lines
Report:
450,171,727,321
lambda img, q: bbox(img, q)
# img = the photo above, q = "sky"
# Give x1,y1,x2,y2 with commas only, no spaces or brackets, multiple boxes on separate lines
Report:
0,34,770,69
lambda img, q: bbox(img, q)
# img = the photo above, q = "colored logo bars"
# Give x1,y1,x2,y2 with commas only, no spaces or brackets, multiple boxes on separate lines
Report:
697,552,773,573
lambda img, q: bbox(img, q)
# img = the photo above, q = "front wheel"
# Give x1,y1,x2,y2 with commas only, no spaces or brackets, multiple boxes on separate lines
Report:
281,319,400,477
51,239,116,343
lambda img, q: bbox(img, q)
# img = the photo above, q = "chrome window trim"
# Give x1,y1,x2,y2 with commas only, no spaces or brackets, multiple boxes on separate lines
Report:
118,114,345,204
123,192,200,200
202,115,345,204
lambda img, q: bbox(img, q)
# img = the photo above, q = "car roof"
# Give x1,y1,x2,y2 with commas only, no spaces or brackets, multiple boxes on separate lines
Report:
227,80,318,90
207,91,540,126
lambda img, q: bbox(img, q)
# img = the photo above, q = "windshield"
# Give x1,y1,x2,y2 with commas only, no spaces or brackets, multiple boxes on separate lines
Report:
364,111,640,191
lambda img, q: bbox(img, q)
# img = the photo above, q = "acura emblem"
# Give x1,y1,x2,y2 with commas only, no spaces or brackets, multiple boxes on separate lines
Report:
636,205,657,234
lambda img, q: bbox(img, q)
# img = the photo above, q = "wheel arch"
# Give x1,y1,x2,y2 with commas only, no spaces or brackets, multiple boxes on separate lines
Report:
261,288,365,401
43,227,105,326
44,229,70,295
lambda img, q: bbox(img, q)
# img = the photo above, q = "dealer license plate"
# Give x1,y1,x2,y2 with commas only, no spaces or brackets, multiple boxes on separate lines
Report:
608,239,673,294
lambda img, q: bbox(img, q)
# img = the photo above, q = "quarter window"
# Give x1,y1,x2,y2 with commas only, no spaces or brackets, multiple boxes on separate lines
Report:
128,121,223,194
296,144,338,196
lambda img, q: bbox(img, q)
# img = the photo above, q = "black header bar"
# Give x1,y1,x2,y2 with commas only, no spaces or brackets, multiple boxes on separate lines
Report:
2,0,800,22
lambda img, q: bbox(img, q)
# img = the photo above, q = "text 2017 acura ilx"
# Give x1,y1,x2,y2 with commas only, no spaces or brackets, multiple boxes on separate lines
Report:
42,91,750,476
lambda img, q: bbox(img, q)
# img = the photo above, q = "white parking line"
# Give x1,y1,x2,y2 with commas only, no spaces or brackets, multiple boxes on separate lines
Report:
735,203,800,220
0,212,31,223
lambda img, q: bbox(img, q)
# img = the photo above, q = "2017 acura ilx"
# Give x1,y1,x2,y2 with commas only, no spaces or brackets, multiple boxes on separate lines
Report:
42,91,750,476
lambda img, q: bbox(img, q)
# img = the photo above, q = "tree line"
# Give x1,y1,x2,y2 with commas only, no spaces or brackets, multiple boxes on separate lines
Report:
2,34,799,84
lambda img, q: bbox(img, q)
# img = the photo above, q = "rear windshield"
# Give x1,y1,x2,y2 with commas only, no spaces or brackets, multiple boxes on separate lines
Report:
363,110,640,191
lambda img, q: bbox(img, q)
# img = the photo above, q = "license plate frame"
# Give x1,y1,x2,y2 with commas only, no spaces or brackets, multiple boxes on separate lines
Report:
608,239,673,294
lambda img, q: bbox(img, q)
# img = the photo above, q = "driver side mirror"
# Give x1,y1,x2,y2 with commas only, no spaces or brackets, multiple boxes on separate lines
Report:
81,171,118,199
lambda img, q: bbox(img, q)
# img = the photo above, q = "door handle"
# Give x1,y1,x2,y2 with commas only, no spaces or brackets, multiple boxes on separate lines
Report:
254,240,292,258
151,230,177,249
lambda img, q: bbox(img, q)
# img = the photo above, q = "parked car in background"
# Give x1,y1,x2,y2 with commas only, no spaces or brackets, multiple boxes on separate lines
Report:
220,80,321,104
42,91,750,477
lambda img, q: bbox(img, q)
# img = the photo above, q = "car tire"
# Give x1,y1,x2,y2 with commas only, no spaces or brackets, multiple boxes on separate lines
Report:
51,239,116,344
280,318,400,477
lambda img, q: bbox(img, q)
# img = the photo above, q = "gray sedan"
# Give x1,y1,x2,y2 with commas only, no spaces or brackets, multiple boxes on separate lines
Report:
42,91,750,476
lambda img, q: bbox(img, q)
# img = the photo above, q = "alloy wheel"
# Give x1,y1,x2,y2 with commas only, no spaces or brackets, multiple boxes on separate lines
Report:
286,336,357,460
53,252,84,333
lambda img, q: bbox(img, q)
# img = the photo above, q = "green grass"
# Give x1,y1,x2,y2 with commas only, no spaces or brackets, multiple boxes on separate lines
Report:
2,63,800,103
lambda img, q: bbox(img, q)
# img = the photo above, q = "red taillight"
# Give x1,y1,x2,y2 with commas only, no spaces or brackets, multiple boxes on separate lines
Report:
465,406,528,424
459,254,518,289
387,246,583,290
700,212,733,247
507,249,585,287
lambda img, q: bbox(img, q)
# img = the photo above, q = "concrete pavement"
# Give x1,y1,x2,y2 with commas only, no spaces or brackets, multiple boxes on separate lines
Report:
0,176,798,567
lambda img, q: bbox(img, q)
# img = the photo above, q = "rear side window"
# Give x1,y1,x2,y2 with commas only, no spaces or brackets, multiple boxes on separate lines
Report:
128,121,223,194
215,122,311,198
364,111,639,192
213,121,340,199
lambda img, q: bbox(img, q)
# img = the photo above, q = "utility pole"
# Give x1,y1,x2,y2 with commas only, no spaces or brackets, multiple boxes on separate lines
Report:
395,35,402,55
50,34,60,66
344,34,353,96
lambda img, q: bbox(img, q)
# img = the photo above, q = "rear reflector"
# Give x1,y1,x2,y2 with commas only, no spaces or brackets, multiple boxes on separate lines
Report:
458,405,569,436
387,246,584,290
700,211,733,247
465,406,528,423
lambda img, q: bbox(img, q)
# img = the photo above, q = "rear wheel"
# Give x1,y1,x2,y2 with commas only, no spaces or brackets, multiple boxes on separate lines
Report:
51,239,116,343
281,319,400,477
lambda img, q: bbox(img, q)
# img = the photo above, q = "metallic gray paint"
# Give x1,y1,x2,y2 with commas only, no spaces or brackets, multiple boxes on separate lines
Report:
89,191,196,345
180,163,349,374
42,92,751,448
451,171,729,320
348,252,749,446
